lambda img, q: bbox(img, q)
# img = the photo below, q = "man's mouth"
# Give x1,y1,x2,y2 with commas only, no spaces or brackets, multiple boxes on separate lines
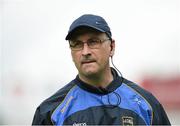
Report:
81,60,96,64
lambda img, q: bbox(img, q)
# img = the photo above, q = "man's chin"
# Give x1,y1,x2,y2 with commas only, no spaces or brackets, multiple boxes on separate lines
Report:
81,68,99,77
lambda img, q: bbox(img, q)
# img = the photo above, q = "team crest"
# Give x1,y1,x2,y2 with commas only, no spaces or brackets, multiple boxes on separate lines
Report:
122,116,133,126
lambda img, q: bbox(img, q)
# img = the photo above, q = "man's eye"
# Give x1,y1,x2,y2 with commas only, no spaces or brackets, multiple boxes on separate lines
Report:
74,43,82,47
70,41,79,46
88,39,99,45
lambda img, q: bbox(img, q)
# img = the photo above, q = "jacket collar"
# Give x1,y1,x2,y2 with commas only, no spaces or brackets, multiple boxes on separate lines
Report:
74,67,123,94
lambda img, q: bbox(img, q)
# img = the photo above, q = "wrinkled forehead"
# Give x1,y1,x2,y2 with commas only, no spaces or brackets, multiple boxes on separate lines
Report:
69,26,107,40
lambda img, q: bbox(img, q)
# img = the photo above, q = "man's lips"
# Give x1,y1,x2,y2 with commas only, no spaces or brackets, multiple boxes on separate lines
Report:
81,60,96,64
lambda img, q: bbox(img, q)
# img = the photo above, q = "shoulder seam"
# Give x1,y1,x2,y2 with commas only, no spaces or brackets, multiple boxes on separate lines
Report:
50,85,77,125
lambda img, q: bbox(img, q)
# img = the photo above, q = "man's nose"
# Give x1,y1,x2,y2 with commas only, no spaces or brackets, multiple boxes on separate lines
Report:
81,43,91,56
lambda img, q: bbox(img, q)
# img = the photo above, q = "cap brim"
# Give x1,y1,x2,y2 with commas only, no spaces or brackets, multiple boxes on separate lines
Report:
65,24,105,40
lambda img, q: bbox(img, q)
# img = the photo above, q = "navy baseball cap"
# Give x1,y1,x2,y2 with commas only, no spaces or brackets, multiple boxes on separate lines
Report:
65,14,112,40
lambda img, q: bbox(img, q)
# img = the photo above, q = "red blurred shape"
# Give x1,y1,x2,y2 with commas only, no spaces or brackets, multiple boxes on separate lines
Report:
140,75,180,109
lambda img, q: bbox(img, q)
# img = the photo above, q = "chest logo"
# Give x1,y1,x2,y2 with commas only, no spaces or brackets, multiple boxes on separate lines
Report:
122,116,133,126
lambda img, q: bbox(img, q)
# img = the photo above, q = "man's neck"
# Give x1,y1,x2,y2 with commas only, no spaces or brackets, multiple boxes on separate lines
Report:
78,67,113,88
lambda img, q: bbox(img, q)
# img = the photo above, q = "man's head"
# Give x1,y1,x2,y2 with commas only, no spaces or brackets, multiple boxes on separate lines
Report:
66,14,115,78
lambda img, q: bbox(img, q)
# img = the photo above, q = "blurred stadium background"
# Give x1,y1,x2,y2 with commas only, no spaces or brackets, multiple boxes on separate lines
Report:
1,0,180,125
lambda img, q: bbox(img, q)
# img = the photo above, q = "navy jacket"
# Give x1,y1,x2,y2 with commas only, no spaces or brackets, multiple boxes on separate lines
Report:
32,68,170,125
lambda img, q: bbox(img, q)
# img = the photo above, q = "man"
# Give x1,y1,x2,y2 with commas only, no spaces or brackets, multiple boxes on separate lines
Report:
32,14,171,125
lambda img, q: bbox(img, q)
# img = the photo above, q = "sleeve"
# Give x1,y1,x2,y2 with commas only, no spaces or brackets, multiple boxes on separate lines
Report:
159,104,171,125
152,102,171,125
32,107,52,125
32,107,43,125
32,82,75,125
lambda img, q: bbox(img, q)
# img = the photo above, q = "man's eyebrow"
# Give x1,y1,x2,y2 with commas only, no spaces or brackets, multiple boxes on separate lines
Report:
88,37,100,39
71,40,82,43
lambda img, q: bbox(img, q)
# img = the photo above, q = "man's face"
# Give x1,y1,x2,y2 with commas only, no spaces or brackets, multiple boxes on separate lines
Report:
70,30,115,78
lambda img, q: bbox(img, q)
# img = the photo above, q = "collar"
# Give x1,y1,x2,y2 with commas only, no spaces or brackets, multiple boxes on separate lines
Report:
73,67,123,95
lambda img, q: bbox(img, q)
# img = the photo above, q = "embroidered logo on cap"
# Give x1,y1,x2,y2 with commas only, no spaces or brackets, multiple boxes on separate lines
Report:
95,21,100,25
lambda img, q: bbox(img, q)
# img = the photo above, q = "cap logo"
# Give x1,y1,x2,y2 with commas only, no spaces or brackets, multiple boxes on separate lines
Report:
95,21,100,25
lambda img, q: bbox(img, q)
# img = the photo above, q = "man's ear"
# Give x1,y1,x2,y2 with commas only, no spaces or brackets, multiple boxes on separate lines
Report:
110,39,115,57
